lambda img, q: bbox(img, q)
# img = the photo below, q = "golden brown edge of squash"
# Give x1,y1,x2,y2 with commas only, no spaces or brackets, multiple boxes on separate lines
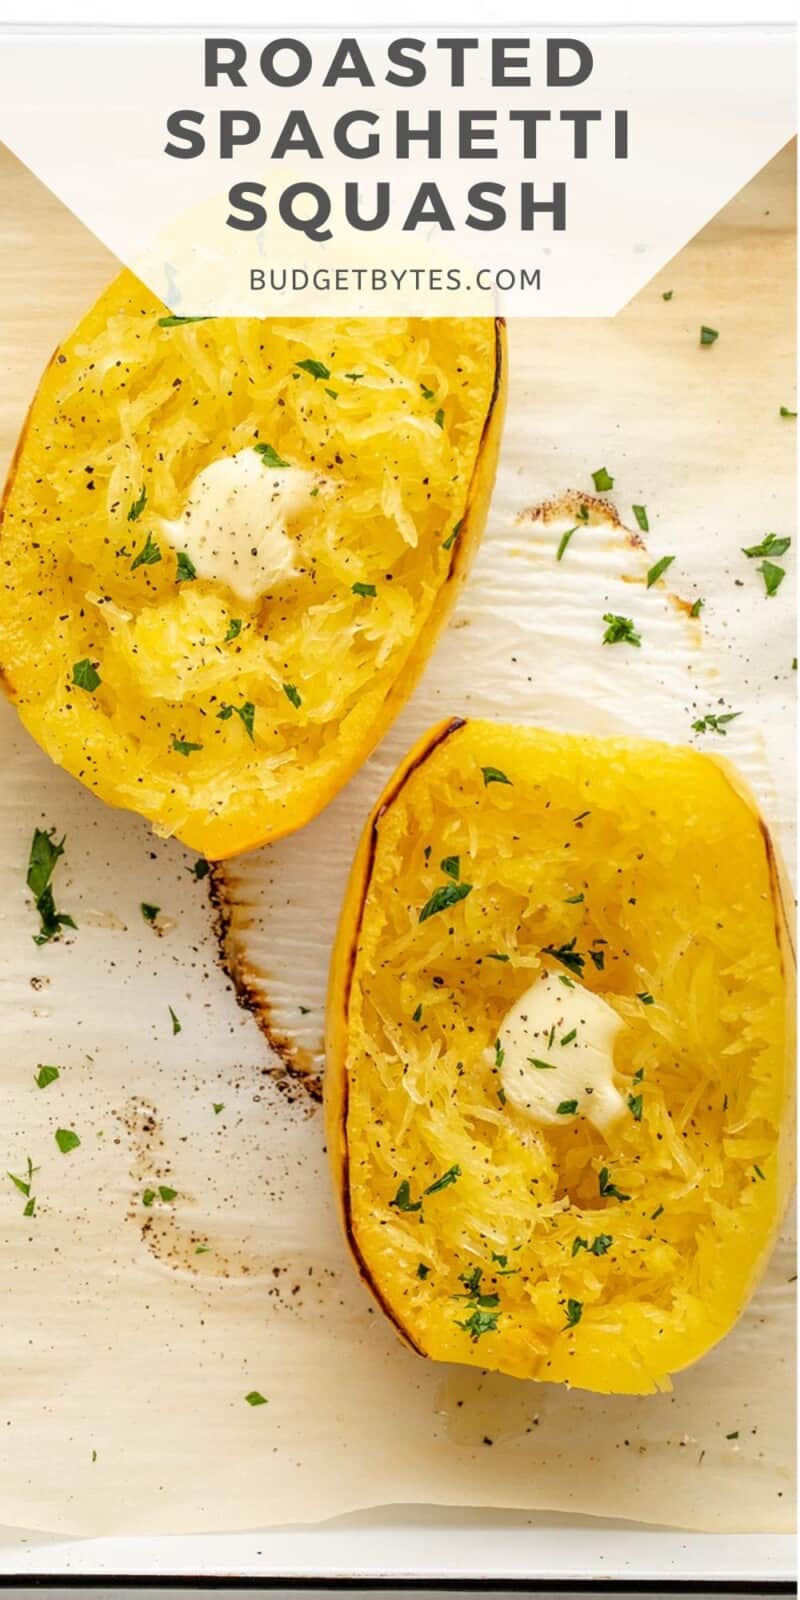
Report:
324,719,797,1368
0,297,507,861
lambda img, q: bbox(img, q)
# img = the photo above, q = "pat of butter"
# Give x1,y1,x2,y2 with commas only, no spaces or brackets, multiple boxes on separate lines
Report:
497,967,627,1133
160,449,324,604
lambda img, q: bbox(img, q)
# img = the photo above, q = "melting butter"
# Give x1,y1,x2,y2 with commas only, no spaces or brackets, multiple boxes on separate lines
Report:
497,966,627,1133
159,449,325,604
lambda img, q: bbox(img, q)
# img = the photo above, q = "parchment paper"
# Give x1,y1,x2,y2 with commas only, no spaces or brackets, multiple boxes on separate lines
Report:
0,140,795,1538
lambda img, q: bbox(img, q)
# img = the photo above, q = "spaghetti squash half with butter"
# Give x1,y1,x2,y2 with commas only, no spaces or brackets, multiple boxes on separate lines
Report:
0,277,504,858
326,720,794,1394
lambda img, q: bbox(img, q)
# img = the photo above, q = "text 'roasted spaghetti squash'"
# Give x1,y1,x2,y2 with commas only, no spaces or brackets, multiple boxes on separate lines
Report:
0,278,504,857
326,720,794,1393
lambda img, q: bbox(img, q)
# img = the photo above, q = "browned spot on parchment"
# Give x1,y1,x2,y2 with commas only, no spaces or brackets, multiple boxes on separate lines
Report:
207,863,322,1108
516,490,646,550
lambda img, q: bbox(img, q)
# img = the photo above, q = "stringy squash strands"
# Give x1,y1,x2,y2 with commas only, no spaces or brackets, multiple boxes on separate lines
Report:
326,721,793,1395
0,276,504,857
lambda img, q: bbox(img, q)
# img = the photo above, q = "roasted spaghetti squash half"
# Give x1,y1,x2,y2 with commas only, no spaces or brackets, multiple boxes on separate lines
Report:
326,720,794,1394
0,278,504,858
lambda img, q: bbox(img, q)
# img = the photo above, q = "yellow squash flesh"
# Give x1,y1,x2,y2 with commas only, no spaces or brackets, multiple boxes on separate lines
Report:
326,719,794,1394
0,279,505,858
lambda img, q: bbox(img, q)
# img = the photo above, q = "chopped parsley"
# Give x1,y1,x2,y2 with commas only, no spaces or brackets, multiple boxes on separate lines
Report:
494,1039,505,1070
35,1064,60,1089
416,1262,430,1279
193,858,210,880
224,619,243,642
8,1157,38,1202
158,1185,177,1202
346,371,364,382
780,405,796,418
481,766,512,787
636,991,654,1005
646,554,675,588
651,1204,664,1221
662,290,673,301
753,1164,766,1181
130,532,161,571
440,855,460,881
244,1391,268,1406
295,357,331,381
599,1166,630,1202
389,1179,421,1213
55,1128,80,1155
742,532,791,559
420,383,435,399
545,938,584,976
169,1006,182,1036
486,951,509,962
411,1003,423,1023
424,1165,461,1195
141,903,160,925
564,1298,583,1329
758,559,786,597
560,1029,577,1047
157,314,212,327
442,518,463,552
632,505,649,532
592,467,614,492
142,1188,156,1207
627,1093,643,1121
419,880,473,923
456,1307,500,1341
433,408,445,429
254,443,290,468
213,1103,224,1115
564,892,584,904
172,736,203,755
282,683,302,709
690,597,704,617
27,828,76,947
175,551,197,583
528,1057,557,1070
556,525,578,561
127,486,147,522
699,325,719,345
691,711,741,736
218,701,256,740
602,613,641,647
557,1099,579,1116
352,582,377,597
72,658,101,692
589,948,605,972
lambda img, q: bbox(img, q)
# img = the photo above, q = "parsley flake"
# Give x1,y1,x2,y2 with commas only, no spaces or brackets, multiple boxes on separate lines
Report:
55,1128,80,1155
632,505,649,532
254,443,290,468
556,525,578,561
481,766,512,787
440,855,460,881
389,1179,421,1213
157,315,212,327
564,1298,583,1329
442,518,463,552
130,532,161,571
742,532,791,559
224,619,243,642
758,559,786,598
352,581,377,597
700,325,719,345
72,658,101,692
419,881,473,923
169,1006,182,1036
282,683,301,709
35,1064,60,1089
646,554,675,588
557,1099,579,1116
628,1093,643,1121
127,486,147,522
602,613,641,647
592,467,614,492
295,358,331,381
27,829,76,947
245,1391,268,1406
424,1165,461,1195
172,736,203,755
598,1166,630,1202
691,712,741,736
219,701,256,739
175,551,197,583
